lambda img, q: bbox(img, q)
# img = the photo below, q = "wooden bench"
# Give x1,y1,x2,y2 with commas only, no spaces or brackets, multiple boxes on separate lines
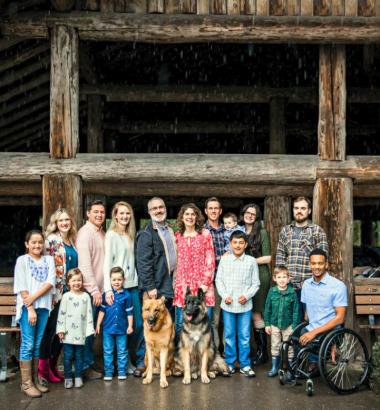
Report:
354,278,380,337
0,277,19,382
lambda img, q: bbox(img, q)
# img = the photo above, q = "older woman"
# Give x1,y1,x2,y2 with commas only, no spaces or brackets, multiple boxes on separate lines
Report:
103,201,145,376
240,203,271,365
174,203,216,336
38,208,78,386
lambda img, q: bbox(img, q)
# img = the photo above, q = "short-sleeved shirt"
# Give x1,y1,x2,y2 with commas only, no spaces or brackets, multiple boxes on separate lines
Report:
100,288,133,335
301,273,347,331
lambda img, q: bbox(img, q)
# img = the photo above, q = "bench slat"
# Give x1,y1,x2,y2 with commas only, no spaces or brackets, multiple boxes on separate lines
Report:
0,306,17,315
356,305,380,314
0,284,14,295
0,327,20,333
355,295,380,304
354,285,380,295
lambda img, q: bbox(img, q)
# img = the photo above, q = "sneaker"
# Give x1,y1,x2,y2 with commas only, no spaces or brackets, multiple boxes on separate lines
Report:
74,377,83,388
118,375,127,380
64,379,73,389
127,363,136,375
227,365,236,374
103,375,113,381
240,366,256,377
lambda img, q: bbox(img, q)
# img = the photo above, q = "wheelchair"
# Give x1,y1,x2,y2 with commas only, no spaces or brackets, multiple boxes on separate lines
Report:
278,322,370,396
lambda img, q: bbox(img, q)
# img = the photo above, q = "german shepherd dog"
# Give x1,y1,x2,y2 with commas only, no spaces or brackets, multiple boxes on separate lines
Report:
142,294,175,388
174,287,229,384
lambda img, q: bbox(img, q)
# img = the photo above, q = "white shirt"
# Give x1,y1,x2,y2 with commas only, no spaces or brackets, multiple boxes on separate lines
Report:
13,254,56,322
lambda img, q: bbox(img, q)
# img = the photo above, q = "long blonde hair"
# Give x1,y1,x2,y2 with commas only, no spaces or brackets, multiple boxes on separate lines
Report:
108,201,136,240
45,208,77,243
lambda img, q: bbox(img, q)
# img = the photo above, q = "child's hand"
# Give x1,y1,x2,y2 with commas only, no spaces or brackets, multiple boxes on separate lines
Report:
95,325,100,335
57,332,65,341
23,295,35,307
225,296,233,305
222,252,229,257
127,327,133,335
238,295,247,305
265,326,272,335
27,307,37,326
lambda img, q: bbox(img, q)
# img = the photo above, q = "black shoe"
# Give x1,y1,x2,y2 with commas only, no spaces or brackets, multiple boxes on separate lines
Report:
252,329,269,365
133,367,146,377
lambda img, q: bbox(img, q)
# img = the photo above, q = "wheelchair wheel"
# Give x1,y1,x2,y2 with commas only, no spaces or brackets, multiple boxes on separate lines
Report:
318,328,369,394
306,379,314,396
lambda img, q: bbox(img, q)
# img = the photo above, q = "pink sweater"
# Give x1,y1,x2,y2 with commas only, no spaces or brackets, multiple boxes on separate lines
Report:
76,221,105,296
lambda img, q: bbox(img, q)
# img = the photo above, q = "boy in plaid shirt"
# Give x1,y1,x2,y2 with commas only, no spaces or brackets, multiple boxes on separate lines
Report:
216,231,260,377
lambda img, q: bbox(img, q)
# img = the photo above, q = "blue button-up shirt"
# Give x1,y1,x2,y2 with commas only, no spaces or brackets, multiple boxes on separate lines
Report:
205,221,225,265
301,273,347,331
100,289,133,335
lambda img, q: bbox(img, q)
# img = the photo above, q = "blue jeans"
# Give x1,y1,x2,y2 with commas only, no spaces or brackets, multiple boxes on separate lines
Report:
83,301,99,370
19,306,49,361
63,344,84,379
223,309,252,368
103,333,128,377
128,288,145,368
175,306,214,338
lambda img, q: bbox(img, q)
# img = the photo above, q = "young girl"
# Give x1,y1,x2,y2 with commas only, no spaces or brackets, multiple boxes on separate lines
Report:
14,230,56,398
56,268,94,389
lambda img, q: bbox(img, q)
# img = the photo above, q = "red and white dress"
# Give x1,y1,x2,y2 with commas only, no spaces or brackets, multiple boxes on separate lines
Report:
173,229,216,307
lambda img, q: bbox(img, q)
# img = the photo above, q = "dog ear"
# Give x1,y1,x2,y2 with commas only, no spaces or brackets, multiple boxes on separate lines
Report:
143,292,149,300
185,286,191,298
160,295,166,304
197,287,205,301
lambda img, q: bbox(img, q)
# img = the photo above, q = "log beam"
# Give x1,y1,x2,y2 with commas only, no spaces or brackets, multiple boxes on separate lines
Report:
50,25,79,158
2,13,380,43
318,45,346,161
312,178,354,328
42,174,83,230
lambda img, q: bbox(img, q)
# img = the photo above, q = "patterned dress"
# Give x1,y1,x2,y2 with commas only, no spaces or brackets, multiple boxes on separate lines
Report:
173,229,216,307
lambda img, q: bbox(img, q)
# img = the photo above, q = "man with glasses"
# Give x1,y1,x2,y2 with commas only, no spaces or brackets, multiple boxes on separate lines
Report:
276,196,328,317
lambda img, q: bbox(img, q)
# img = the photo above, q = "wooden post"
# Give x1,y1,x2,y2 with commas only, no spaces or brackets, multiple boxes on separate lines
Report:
313,178,354,328
269,97,286,154
264,196,291,273
50,25,79,159
42,175,83,230
318,45,346,161
87,95,104,153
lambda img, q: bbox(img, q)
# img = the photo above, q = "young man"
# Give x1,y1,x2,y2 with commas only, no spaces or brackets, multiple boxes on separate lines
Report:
275,196,329,313
76,199,106,380
216,231,260,376
135,197,177,375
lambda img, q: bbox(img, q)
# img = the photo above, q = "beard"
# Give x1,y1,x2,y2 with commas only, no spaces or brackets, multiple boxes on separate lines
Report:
294,214,308,224
151,211,167,223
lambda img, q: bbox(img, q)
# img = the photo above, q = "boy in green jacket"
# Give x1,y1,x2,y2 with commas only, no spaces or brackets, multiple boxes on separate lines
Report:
264,267,300,377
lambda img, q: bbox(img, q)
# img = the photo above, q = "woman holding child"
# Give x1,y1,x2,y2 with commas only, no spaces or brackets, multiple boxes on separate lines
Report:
240,203,271,365
174,203,216,335
38,208,78,386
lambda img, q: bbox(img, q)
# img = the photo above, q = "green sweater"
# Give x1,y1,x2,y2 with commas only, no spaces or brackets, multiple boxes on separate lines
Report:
264,285,300,330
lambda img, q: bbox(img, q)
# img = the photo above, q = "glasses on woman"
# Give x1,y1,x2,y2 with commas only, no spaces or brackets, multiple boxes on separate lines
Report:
244,211,256,217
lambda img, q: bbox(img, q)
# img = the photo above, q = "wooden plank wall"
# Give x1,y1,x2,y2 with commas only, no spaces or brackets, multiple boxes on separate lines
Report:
79,0,380,15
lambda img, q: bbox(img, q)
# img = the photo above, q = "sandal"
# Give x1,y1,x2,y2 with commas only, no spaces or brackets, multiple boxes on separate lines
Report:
240,366,256,377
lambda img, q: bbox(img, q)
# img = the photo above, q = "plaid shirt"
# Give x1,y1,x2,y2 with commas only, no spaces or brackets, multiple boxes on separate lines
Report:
275,221,328,289
215,253,260,313
205,221,225,266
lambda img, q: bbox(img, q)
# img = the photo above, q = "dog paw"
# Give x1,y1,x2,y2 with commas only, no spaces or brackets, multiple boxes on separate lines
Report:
160,379,169,388
165,369,172,377
142,377,152,385
182,376,191,385
201,375,210,384
208,371,216,379
191,372,198,380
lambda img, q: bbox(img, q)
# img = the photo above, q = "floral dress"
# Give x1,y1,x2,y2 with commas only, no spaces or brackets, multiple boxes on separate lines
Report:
173,229,216,307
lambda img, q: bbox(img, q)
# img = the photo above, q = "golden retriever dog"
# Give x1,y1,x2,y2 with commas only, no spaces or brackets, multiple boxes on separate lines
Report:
142,294,175,388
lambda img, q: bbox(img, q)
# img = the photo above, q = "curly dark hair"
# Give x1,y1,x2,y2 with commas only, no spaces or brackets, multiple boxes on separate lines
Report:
240,203,263,258
176,203,205,234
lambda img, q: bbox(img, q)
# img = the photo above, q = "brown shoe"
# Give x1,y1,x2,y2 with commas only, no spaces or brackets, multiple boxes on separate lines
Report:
20,360,42,398
133,367,146,378
33,359,49,393
82,367,102,380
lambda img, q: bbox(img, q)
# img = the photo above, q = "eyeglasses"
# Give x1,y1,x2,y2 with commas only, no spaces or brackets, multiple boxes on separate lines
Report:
244,211,257,217
149,205,165,212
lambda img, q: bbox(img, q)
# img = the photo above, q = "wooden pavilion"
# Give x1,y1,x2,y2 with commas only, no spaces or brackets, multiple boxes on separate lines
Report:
1,0,380,336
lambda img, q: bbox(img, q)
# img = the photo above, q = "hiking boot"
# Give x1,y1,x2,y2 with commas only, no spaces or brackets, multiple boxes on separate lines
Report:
82,367,102,380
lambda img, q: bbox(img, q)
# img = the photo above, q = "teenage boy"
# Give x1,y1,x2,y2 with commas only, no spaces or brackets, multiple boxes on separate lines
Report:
215,231,260,377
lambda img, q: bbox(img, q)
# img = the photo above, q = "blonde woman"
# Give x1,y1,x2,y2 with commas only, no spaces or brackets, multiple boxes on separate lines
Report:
103,202,145,375
38,208,78,386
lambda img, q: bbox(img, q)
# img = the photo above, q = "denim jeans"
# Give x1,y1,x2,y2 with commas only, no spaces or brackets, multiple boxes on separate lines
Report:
103,333,128,377
223,309,252,368
83,302,99,370
175,306,214,338
63,344,84,379
127,287,145,368
19,306,49,361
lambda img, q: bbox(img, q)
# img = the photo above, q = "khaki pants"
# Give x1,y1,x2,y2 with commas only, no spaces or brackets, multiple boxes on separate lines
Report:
270,325,293,358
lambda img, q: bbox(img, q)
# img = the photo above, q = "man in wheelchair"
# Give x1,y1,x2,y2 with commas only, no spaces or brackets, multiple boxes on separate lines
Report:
279,248,369,395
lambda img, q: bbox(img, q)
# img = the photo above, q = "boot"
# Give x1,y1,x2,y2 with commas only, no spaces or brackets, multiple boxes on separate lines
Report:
20,360,42,398
33,359,49,393
37,358,50,385
267,356,280,377
252,329,269,365
49,357,64,381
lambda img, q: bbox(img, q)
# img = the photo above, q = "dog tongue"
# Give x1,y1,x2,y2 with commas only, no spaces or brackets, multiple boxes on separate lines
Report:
186,314,193,321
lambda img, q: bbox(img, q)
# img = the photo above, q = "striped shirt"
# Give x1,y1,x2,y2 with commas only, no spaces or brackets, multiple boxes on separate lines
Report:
216,253,260,313
275,221,329,290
